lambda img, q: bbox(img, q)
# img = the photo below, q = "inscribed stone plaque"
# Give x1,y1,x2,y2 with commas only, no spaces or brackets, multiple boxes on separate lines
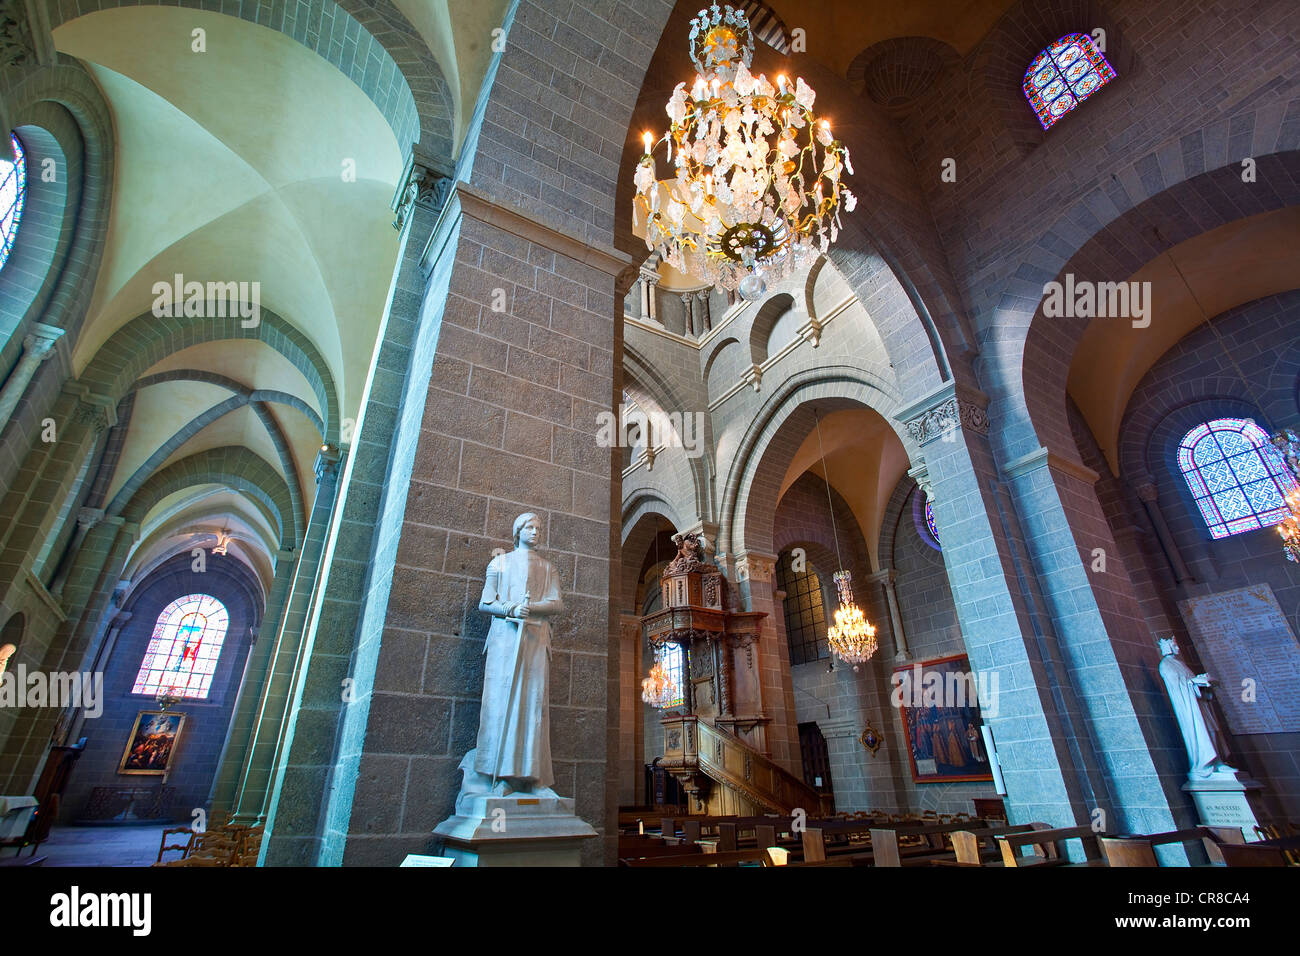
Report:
1177,584,1300,734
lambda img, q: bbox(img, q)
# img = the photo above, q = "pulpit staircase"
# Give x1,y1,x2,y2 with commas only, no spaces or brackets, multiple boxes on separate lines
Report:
661,714,832,817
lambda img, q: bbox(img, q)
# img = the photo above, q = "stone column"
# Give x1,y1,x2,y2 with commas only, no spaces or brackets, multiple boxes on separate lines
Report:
258,158,453,864
695,290,711,334
733,549,799,774
868,568,910,661
896,382,1088,834
0,324,64,426
680,292,695,337
618,613,641,806
1133,479,1193,584
210,549,295,814
232,445,343,824
641,268,660,324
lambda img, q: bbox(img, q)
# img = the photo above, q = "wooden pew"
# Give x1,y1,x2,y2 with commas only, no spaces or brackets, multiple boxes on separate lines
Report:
996,825,1106,867
623,848,773,867
1218,843,1288,867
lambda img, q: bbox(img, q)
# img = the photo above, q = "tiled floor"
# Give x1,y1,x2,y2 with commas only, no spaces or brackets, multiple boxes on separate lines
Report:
1,824,170,866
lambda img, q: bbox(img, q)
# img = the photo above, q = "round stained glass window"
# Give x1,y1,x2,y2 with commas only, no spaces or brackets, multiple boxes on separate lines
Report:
0,134,25,273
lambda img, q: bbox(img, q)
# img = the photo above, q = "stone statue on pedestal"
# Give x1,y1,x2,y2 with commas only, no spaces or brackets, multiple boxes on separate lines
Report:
1156,637,1236,779
455,512,564,808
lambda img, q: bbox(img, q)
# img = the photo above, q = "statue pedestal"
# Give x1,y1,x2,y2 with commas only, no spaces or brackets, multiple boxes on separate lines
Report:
1183,774,1262,842
432,795,597,867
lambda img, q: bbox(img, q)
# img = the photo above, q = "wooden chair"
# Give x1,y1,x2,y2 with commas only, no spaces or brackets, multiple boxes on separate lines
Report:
1099,836,1158,867
755,824,778,851
156,826,195,863
1202,825,1244,866
802,828,827,863
682,820,701,845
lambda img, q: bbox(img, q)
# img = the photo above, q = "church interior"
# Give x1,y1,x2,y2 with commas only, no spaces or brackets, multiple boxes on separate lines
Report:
1,0,1299,874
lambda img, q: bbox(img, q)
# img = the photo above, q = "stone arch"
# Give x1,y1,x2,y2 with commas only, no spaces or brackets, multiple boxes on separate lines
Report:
134,370,325,437
118,446,299,551
47,0,453,159
120,547,265,630
749,292,794,365
846,36,959,116
78,305,341,443
620,507,678,613
0,62,114,367
1014,150,1300,469
719,365,916,558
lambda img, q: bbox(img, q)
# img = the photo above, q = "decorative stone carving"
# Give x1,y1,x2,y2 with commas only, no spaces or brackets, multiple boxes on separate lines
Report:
903,396,989,445
665,532,710,575
735,552,775,584
314,443,342,482
73,401,112,433
392,158,452,232
1,1,32,67
1133,480,1159,503
742,364,763,392
75,507,104,532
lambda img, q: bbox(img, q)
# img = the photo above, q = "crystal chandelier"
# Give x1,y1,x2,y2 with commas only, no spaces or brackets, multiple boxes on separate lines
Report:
1272,429,1300,562
633,4,856,299
813,409,877,668
641,646,678,708
827,569,877,667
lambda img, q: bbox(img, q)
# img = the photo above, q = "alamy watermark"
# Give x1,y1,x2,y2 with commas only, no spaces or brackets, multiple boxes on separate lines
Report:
0,666,103,718
152,274,261,328
890,663,999,717
1041,274,1151,328
596,403,704,459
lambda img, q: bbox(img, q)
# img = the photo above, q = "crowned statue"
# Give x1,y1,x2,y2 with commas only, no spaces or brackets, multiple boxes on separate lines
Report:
1156,637,1236,779
454,512,564,808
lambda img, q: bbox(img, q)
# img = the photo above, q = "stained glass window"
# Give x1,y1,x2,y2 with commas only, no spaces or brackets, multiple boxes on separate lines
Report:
925,499,940,546
777,550,829,665
1023,33,1116,130
132,594,229,699
0,134,25,273
1177,418,1297,539
662,643,686,709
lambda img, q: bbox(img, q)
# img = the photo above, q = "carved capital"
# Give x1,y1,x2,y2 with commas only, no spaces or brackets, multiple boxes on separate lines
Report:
742,364,763,392
22,323,65,361
904,396,989,445
734,551,776,584
797,315,823,348
1,0,52,68
907,462,933,501
76,507,104,532
1133,479,1159,503
73,398,115,433
314,442,343,482
392,152,453,232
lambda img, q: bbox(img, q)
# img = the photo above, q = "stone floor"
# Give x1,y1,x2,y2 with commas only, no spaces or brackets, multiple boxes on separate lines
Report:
0,823,170,866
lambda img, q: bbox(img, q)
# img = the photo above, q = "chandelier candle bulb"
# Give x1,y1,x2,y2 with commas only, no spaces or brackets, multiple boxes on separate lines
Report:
642,131,653,155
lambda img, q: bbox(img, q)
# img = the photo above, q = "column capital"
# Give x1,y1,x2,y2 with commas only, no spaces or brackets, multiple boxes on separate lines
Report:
1,0,53,68
1132,478,1159,503
907,462,933,500
392,150,454,232
867,568,897,587
314,442,344,482
23,323,65,360
896,381,990,446
76,507,104,531
733,550,777,584
63,383,118,433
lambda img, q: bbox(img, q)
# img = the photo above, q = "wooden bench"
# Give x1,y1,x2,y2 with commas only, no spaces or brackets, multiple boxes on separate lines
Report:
623,848,774,867
996,824,1106,867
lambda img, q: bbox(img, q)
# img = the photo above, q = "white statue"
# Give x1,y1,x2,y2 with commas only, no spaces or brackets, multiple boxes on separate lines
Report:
1156,637,1236,779
456,513,564,804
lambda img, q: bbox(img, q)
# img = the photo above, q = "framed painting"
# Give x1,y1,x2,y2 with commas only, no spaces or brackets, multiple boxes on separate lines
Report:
118,710,186,775
893,654,994,784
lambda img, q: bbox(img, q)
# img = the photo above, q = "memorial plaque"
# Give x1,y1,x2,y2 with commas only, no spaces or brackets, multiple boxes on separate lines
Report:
1178,584,1300,734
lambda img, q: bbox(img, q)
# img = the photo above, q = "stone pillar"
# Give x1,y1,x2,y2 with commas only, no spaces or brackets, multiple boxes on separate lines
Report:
997,440,1192,846
0,324,64,426
868,568,910,661
618,613,641,807
210,549,295,814
896,382,1087,833
642,269,661,324
695,290,711,334
680,292,695,337
259,159,452,865
232,446,343,824
1133,479,1193,584
733,549,799,775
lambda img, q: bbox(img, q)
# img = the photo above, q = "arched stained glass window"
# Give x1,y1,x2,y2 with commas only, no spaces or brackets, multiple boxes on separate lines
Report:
132,594,229,699
0,134,26,273
1178,418,1297,539
925,499,940,546
1023,33,1115,130
662,643,686,709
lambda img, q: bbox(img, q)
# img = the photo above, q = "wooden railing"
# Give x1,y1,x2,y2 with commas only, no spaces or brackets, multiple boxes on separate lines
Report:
663,714,830,816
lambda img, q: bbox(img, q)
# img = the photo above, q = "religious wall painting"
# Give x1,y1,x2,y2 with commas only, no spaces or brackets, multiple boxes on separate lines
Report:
118,710,186,775
894,654,993,784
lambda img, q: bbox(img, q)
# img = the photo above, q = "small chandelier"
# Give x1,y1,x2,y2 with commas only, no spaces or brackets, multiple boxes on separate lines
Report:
633,4,856,299
826,569,877,667
641,647,678,708
812,409,877,668
1272,429,1300,562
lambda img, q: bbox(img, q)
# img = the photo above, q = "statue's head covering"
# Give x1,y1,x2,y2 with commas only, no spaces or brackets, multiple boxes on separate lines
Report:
1157,636,1178,656
513,512,540,546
